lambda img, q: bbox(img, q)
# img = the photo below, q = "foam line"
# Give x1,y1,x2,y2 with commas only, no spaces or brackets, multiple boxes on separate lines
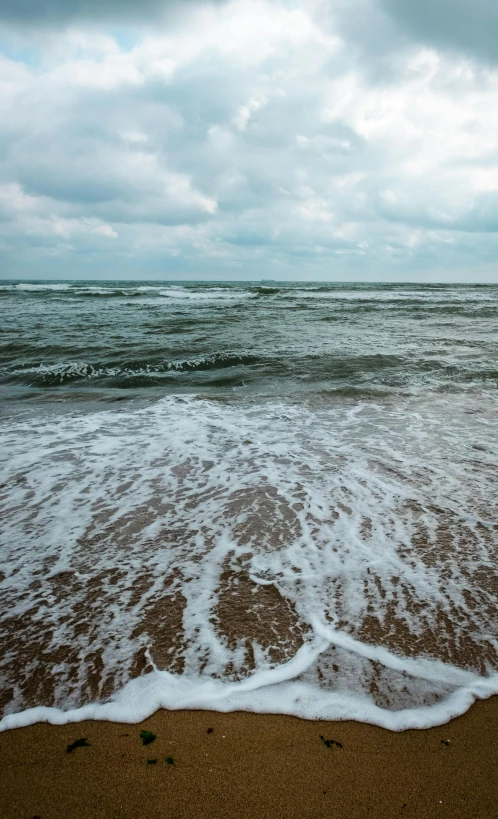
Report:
311,620,481,687
2,665,498,733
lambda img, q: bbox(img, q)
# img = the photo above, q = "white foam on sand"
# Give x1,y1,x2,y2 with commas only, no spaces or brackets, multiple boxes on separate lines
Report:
2,639,497,732
0,392,497,731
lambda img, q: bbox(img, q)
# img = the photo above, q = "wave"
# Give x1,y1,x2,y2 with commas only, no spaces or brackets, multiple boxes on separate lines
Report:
2,283,497,322
1,353,266,386
0,282,73,292
251,286,280,296
0,283,257,303
3,352,498,391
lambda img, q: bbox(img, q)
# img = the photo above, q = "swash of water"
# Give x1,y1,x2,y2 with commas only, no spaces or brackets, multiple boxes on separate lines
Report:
0,280,497,730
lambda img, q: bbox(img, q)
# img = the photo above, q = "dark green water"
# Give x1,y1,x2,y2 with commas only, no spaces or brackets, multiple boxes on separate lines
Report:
1,280,497,406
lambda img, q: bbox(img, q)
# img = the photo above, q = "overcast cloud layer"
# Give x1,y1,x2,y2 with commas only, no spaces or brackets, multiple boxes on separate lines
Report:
1,0,498,280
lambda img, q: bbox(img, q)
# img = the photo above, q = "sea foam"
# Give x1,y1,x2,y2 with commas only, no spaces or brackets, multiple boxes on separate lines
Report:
0,392,497,731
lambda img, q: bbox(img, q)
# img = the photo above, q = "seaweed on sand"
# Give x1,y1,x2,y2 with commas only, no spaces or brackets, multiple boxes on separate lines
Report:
140,730,156,746
67,738,90,753
320,735,343,749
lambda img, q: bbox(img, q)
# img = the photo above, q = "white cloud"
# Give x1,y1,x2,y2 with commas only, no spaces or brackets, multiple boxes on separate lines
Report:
234,96,268,131
93,223,118,238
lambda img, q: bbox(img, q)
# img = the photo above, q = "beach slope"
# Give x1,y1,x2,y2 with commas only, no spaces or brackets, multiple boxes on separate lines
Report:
1,698,497,819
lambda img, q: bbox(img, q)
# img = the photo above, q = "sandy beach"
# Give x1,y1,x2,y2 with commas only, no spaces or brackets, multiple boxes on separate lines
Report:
1,697,496,819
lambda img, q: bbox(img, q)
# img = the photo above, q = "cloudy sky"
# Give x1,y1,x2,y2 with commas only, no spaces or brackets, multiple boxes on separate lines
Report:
1,0,498,281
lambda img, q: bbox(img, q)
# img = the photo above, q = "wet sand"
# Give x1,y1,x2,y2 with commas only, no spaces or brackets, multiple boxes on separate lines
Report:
1,698,497,819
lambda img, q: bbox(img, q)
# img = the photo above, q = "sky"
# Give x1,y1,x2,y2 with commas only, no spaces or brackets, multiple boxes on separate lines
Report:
1,0,498,281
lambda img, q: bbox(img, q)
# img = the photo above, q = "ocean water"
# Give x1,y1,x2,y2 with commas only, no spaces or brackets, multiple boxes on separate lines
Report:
0,280,497,730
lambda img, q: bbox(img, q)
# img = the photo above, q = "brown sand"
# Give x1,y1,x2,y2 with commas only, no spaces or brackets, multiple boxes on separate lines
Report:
0,698,497,819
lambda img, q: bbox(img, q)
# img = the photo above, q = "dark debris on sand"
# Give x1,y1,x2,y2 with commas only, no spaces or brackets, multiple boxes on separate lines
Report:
66,738,90,753
140,730,156,746
320,735,343,749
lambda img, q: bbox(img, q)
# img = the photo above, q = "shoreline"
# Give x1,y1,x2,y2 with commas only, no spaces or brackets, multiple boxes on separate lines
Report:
1,697,496,818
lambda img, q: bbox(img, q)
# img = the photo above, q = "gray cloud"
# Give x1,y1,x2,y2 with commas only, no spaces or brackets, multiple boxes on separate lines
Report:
0,0,225,27
321,0,498,75
380,0,498,63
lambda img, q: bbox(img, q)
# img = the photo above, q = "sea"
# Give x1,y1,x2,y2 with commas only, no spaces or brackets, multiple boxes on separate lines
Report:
0,280,497,731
